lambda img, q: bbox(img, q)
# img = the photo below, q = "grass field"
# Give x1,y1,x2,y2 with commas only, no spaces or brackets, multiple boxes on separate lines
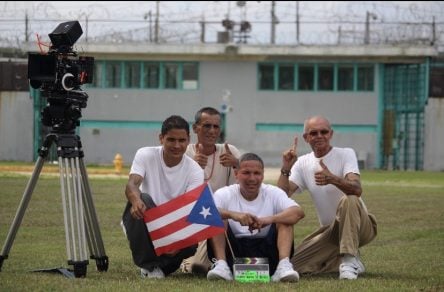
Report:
0,167,443,291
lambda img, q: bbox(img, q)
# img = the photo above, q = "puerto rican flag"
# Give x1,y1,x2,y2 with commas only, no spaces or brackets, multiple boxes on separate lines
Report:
144,183,225,256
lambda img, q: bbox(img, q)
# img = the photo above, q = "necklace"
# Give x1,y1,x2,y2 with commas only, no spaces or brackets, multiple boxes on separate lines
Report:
204,151,216,181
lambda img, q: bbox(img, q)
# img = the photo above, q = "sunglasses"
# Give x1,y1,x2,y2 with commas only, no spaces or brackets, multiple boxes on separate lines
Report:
307,129,330,137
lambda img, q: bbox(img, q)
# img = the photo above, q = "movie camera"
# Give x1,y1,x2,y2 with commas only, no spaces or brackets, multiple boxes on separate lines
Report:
28,21,94,132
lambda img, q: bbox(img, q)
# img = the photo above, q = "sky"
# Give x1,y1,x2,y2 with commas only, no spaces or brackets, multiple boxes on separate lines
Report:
1,1,444,47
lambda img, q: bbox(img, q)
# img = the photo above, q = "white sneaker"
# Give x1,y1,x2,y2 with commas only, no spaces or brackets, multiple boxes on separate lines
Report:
356,256,365,274
271,258,300,282
339,254,364,280
141,267,165,279
207,260,233,281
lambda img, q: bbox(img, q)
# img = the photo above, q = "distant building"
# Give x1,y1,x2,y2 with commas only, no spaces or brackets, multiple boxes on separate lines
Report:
1,42,443,170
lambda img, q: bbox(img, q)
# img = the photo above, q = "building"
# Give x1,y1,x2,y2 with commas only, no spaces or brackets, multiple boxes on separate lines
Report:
1,42,443,170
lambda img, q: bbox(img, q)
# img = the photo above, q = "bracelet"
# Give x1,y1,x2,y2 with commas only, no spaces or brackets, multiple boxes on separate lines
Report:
280,169,291,177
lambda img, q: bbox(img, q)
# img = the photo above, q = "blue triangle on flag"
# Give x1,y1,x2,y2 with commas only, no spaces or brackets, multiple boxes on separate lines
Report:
187,185,224,227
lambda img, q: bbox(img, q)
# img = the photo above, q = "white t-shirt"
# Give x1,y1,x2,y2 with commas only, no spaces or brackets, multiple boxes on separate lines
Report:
289,147,365,226
186,143,241,192
213,184,299,238
130,146,204,205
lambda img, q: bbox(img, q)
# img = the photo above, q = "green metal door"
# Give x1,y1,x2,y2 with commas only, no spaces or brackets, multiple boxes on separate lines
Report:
381,62,428,170
31,89,58,162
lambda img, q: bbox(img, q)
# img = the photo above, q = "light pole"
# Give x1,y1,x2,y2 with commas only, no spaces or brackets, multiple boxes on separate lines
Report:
364,11,377,45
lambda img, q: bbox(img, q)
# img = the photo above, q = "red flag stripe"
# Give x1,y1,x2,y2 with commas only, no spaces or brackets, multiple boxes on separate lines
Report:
146,201,195,231
147,215,190,241
154,226,225,255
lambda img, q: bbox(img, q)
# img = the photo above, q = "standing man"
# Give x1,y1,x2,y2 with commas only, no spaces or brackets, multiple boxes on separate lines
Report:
207,153,304,282
182,106,241,274
277,115,377,280
122,115,204,278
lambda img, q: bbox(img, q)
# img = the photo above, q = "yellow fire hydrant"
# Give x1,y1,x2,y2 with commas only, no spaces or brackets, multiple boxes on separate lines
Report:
113,153,123,174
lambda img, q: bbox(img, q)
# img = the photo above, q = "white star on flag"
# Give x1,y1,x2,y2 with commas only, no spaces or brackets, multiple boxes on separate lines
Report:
199,206,212,219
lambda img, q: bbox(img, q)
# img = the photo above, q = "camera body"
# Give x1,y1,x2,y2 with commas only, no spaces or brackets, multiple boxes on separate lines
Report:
28,21,94,132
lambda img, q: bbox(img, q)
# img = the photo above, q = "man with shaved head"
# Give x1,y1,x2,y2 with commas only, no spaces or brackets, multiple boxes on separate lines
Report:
278,115,377,280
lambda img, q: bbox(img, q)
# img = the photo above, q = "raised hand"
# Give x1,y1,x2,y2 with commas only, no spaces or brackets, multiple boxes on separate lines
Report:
194,143,208,168
282,136,298,170
219,142,238,167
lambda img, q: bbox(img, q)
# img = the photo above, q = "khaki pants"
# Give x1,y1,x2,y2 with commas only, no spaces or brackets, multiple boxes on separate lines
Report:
292,195,377,274
181,240,211,273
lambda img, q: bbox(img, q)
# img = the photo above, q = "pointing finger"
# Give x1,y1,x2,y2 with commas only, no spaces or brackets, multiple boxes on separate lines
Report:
292,136,298,152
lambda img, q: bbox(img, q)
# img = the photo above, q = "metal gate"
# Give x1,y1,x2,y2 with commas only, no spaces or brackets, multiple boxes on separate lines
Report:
381,63,428,170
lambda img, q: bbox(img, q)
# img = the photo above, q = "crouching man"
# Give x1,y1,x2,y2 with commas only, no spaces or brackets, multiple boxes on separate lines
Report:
207,153,305,282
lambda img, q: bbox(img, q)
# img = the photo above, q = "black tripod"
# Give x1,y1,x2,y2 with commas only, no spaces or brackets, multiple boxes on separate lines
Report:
0,131,109,278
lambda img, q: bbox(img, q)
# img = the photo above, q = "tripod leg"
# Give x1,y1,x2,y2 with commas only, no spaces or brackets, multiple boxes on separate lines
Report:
79,158,109,272
59,155,89,277
0,157,45,271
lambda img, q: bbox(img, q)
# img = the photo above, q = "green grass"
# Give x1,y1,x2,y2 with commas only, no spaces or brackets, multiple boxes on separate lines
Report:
0,170,443,291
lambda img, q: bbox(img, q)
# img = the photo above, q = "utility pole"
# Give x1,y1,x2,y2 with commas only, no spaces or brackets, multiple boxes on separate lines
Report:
432,16,436,45
155,1,159,43
200,18,205,43
271,1,277,44
296,1,300,44
25,12,28,42
149,11,153,42
365,11,377,45
85,15,89,43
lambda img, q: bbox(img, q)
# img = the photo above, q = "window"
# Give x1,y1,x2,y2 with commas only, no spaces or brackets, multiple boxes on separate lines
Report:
318,65,334,90
93,62,103,88
182,63,198,89
143,63,159,89
105,62,121,88
278,64,294,90
259,64,274,90
298,65,314,90
164,63,178,89
258,62,375,92
338,65,354,91
125,62,140,88
357,65,374,91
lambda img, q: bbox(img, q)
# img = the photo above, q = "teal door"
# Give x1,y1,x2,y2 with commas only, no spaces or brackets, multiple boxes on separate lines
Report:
381,63,428,170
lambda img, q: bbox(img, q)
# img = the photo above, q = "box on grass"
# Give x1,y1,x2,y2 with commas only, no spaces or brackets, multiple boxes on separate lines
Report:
233,257,269,283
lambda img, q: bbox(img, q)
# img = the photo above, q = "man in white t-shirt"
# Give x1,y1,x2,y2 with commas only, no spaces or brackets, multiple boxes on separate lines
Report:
277,115,377,280
182,107,241,274
207,153,305,282
122,115,204,279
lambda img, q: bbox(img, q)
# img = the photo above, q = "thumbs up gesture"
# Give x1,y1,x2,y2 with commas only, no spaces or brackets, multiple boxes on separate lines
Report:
194,143,208,168
220,142,238,168
314,159,333,186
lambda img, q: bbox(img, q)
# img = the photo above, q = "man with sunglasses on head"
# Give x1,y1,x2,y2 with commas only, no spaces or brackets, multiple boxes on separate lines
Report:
181,106,241,275
277,115,377,280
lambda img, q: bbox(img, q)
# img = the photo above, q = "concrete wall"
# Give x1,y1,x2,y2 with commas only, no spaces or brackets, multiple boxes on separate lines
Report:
0,91,34,161
424,98,444,171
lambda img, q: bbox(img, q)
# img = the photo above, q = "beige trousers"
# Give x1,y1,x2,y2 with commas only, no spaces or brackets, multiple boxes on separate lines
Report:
181,240,211,273
291,195,377,274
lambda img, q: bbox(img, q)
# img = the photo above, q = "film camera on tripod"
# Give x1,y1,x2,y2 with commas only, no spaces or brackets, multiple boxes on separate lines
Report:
0,21,108,278
28,20,94,132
